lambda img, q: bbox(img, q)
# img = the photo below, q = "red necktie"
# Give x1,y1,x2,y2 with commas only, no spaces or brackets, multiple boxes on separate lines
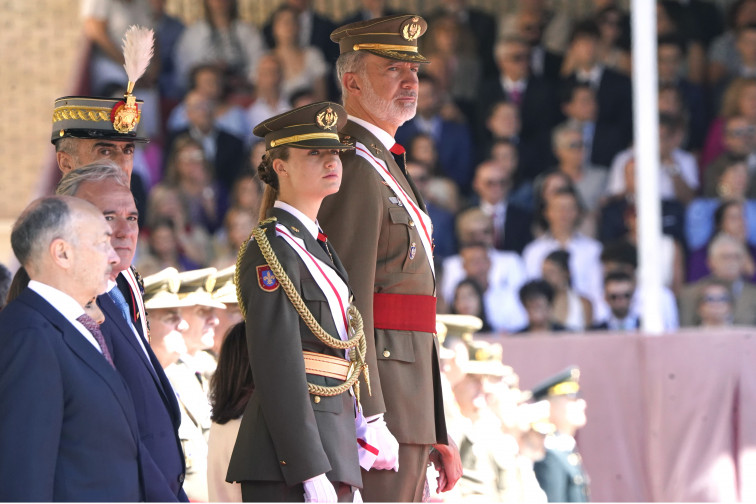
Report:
77,313,115,368
390,142,407,175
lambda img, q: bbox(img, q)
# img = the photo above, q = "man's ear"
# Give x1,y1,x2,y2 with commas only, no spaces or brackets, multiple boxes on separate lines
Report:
49,238,71,270
57,151,75,174
343,72,361,96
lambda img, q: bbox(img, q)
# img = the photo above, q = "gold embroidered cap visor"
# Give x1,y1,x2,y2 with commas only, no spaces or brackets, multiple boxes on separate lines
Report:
330,14,430,63
253,101,353,151
51,96,149,144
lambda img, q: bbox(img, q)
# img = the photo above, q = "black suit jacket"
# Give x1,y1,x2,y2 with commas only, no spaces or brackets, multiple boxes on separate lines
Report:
99,278,187,502
0,288,142,501
498,203,534,255
165,128,247,191
563,68,633,168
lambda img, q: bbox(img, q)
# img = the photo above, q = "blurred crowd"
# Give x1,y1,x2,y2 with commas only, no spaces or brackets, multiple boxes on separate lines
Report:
73,0,756,335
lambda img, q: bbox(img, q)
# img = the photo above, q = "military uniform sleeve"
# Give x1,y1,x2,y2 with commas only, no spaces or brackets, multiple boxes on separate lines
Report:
319,154,386,417
533,450,568,503
237,236,331,485
0,325,64,501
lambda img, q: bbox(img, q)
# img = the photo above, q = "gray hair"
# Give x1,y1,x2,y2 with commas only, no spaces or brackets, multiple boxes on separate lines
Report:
11,197,73,268
55,161,129,197
552,121,583,152
335,51,368,103
707,232,745,259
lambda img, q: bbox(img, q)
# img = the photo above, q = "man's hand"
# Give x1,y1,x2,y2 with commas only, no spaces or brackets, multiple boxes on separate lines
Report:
429,438,462,493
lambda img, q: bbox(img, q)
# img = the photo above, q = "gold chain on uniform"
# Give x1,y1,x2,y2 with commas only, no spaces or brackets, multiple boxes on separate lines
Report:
235,217,371,403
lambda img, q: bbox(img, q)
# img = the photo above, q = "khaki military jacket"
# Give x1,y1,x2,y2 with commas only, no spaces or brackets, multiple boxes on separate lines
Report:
319,120,448,446
226,208,362,488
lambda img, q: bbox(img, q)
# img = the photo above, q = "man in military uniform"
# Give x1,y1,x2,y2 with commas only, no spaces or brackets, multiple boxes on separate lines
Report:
532,366,590,502
318,14,462,501
143,267,210,503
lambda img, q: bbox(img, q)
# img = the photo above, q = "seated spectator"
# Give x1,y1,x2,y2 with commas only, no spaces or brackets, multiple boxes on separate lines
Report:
591,271,639,331
166,63,251,145
457,243,528,333
406,161,456,264
164,90,247,192
449,277,493,333
560,82,610,170
688,199,756,282
228,171,263,221
245,53,290,146
341,0,396,24
551,121,609,234
500,7,563,83
594,5,631,75
207,322,251,502
656,0,706,84
541,250,593,331
702,118,756,197
515,280,567,334
267,4,329,101
407,132,440,174
136,218,202,276
144,184,213,267
658,35,708,151
679,233,756,326
701,77,756,169
212,207,256,269
523,170,574,232
599,155,687,246
597,241,680,330
606,113,698,205
396,74,475,193
523,187,604,311
421,13,482,121
148,0,185,102
561,20,633,168
175,0,264,95
707,0,756,86
470,156,533,254
696,278,735,327
440,209,529,328
478,100,521,165
163,134,229,234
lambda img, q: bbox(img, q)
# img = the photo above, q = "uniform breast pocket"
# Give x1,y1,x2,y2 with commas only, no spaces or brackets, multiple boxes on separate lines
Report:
306,374,345,414
387,207,423,274
301,278,327,320
375,329,415,363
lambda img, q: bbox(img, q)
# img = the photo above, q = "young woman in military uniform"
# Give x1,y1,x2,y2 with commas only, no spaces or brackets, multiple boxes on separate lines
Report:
226,102,377,502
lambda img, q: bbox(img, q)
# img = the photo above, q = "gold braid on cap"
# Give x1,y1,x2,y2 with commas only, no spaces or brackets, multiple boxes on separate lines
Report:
235,218,371,403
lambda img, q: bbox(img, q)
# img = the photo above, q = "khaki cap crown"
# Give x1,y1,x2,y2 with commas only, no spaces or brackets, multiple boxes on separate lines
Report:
331,14,429,63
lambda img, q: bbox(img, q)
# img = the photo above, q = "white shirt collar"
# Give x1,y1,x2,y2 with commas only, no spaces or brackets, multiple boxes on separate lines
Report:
28,280,85,322
349,115,396,151
274,200,320,240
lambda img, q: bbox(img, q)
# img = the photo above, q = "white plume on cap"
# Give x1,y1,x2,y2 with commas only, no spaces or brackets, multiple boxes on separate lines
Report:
122,25,155,85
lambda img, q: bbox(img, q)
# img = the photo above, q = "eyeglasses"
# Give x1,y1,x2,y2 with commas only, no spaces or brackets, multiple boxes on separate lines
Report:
507,53,529,62
566,140,585,150
484,178,508,187
726,126,755,138
607,291,632,301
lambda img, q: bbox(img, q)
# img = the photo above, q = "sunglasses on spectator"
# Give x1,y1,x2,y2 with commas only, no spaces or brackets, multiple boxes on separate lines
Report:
727,126,755,137
565,140,585,150
702,294,731,303
507,53,529,62
484,178,508,187
607,291,632,301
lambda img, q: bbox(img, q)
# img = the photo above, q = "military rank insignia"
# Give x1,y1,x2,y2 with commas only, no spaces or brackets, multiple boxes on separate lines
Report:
257,265,279,292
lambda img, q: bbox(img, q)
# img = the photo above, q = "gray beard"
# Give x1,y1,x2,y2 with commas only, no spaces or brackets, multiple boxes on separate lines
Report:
361,79,417,127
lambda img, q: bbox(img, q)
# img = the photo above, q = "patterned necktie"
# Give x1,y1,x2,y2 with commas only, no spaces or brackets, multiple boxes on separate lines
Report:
509,88,522,105
77,313,115,368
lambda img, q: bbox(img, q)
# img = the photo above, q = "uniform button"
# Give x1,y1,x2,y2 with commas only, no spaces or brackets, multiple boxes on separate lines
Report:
313,396,321,404
383,350,390,358
408,220,415,228
280,460,287,466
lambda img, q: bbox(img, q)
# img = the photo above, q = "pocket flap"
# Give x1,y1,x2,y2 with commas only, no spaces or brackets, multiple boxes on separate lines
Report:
375,329,415,363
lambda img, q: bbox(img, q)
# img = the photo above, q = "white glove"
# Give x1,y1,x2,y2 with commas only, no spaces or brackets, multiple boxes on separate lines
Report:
303,473,337,503
365,414,400,471
353,488,363,503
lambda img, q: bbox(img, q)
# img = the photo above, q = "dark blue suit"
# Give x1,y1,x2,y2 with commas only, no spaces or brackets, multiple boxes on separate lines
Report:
0,288,141,501
97,274,187,502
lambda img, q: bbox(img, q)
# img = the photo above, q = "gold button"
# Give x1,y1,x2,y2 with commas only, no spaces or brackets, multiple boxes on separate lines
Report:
409,220,415,228
383,350,391,358
313,396,321,403
280,460,287,466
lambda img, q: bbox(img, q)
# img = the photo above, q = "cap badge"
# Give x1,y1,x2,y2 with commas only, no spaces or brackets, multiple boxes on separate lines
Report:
110,97,140,134
316,107,338,130
402,18,422,41
257,265,279,292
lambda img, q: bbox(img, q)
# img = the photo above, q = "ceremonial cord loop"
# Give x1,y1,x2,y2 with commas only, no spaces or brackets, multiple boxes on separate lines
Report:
236,218,371,402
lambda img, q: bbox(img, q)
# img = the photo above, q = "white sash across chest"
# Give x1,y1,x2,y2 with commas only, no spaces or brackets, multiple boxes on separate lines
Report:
355,142,435,278
276,225,350,347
